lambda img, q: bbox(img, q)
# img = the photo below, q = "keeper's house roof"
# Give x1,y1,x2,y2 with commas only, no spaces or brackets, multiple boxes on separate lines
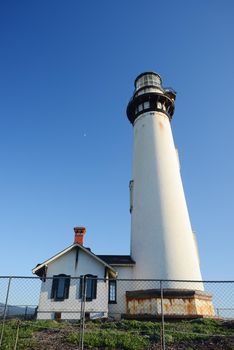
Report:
97,255,135,266
32,243,118,278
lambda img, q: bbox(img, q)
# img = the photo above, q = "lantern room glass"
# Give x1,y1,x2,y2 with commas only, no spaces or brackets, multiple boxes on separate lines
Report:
135,73,161,90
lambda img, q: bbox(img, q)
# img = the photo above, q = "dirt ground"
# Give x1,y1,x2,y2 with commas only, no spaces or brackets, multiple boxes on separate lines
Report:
30,327,78,350
29,327,234,350
162,337,234,350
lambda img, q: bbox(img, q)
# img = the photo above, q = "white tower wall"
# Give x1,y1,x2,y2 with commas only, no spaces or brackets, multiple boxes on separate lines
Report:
131,111,202,282
127,73,203,290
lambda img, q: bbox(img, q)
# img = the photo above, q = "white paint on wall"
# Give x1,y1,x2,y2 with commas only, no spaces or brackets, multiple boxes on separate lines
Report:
37,248,109,320
108,266,133,317
130,111,203,289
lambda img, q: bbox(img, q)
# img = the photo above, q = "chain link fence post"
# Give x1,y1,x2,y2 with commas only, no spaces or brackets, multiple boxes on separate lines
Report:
79,275,86,350
0,276,12,347
160,280,166,350
13,320,21,350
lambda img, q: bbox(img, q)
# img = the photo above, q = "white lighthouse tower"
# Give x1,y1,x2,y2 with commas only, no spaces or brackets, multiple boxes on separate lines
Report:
127,72,203,287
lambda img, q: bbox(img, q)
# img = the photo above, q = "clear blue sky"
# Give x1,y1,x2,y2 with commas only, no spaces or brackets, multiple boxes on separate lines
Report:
0,0,233,279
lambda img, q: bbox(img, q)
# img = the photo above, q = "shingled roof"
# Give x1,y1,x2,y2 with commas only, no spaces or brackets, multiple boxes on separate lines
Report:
97,255,135,266
32,244,117,277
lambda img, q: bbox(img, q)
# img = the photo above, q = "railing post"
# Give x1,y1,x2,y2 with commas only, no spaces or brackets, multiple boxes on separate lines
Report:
0,277,12,347
160,280,166,350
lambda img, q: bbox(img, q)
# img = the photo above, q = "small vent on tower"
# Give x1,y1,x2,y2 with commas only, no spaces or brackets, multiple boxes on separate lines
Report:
129,180,134,213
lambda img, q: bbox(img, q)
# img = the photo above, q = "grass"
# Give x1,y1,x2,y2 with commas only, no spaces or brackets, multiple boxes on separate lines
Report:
164,318,234,341
67,330,150,350
67,318,234,349
0,318,234,349
0,319,70,349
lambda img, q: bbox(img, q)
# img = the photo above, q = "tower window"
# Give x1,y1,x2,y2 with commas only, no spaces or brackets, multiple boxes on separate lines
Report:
138,104,143,112
51,274,70,301
109,280,117,303
157,102,162,109
144,101,150,109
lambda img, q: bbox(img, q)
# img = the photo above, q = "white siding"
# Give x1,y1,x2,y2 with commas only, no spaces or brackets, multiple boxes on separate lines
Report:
109,266,133,318
37,249,108,320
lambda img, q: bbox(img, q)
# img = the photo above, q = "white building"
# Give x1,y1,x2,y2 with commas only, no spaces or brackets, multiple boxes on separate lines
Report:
33,72,214,320
32,227,135,320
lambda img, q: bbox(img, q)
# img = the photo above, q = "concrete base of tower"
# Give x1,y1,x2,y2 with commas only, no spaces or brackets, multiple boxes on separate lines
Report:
124,289,215,318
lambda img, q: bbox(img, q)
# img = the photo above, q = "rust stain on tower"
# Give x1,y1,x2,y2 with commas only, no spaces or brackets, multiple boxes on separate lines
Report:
125,289,214,319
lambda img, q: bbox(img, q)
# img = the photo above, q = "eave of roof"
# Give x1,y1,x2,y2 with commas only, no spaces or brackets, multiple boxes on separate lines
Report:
32,244,117,276
97,255,135,266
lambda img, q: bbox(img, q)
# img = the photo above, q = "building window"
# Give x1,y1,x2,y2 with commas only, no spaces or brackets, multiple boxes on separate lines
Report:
51,274,70,301
109,280,117,304
54,312,61,321
79,275,97,301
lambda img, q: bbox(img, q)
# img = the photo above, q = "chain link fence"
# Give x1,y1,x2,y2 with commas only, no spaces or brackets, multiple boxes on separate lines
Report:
0,276,234,349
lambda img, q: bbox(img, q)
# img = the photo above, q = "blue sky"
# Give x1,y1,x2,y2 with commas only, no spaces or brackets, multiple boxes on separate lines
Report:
0,0,234,279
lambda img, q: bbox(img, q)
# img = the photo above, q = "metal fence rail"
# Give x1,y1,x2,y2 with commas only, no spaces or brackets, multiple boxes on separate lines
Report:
0,276,234,349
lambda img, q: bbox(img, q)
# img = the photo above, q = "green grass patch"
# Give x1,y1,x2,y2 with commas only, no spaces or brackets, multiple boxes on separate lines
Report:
1,318,234,349
67,329,150,350
0,320,35,350
0,319,71,350
164,318,234,342
85,318,234,344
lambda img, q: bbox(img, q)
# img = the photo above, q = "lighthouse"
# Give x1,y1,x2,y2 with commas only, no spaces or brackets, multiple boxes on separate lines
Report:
127,72,203,287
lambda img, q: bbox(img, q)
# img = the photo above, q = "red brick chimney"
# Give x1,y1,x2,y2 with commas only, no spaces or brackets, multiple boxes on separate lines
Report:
74,227,86,245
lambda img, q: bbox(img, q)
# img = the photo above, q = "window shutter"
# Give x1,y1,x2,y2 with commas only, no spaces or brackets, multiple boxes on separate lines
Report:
92,276,97,299
79,276,84,299
51,277,58,299
79,275,97,300
51,275,70,300
64,276,70,299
